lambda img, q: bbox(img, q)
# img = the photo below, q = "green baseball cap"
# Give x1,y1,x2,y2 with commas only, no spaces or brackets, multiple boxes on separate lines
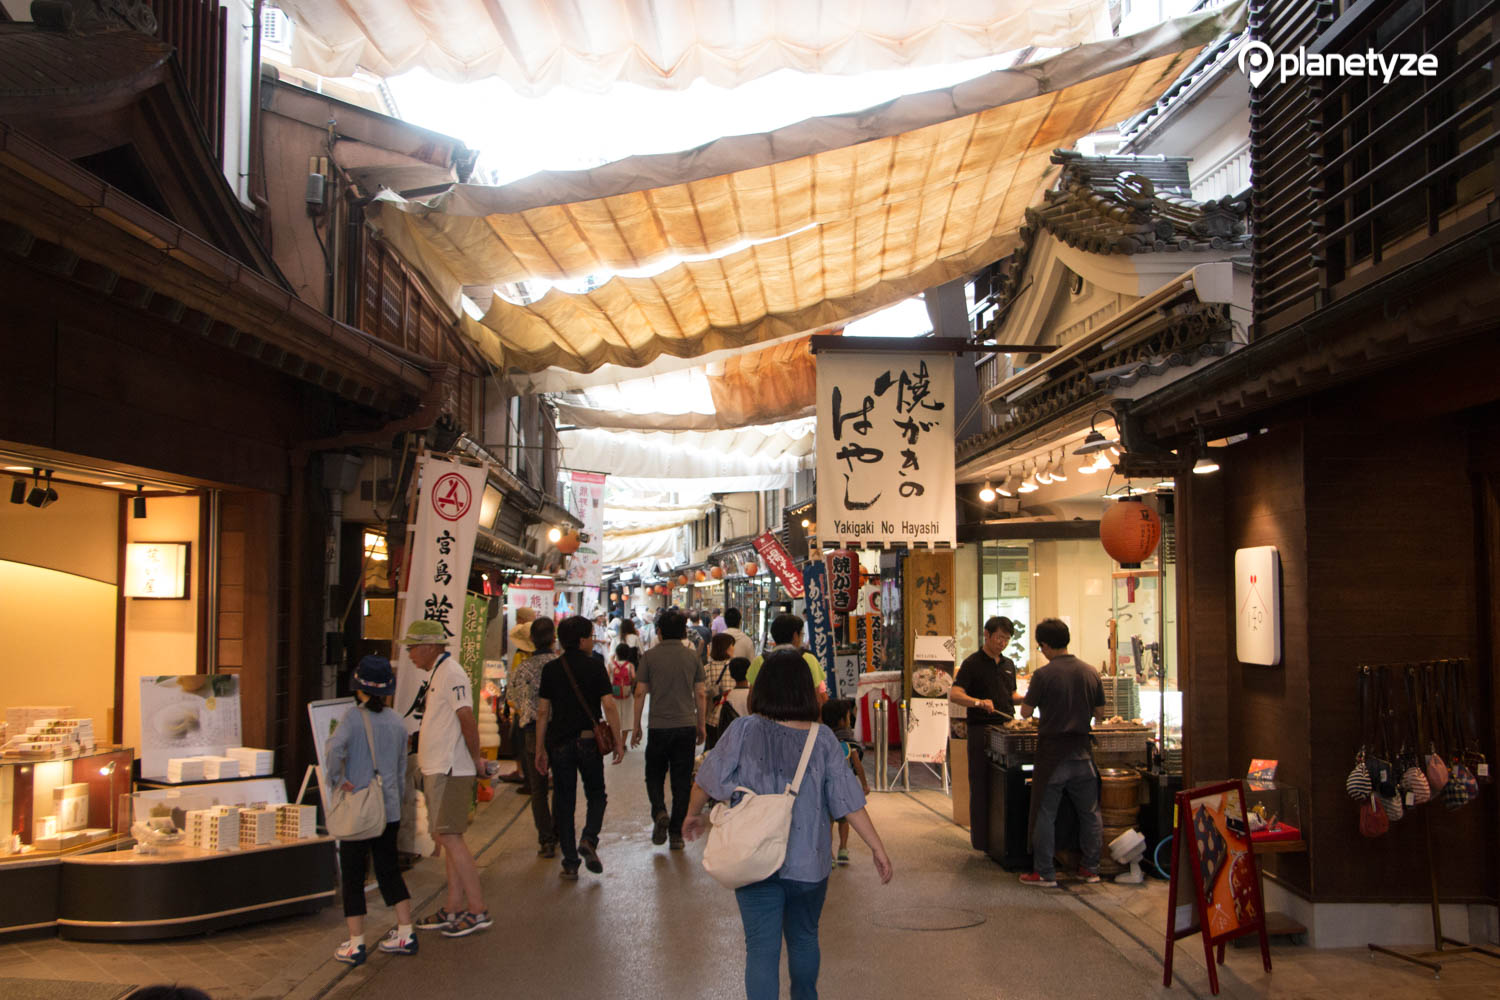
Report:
400,620,452,645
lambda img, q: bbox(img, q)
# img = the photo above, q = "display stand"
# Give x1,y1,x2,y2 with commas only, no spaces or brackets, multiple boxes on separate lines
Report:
891,700,948,793
1162,780,1272,995
1367,806,1500,978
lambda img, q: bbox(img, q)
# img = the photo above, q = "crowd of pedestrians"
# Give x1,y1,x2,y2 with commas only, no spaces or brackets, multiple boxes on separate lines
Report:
326,605,894,999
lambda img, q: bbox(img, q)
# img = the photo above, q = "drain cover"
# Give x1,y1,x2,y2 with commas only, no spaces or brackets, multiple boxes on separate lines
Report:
871,906,987,931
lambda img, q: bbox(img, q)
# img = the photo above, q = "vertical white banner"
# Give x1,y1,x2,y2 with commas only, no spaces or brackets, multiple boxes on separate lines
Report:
394,456,488,733
815,352,955,547
564,471,606,589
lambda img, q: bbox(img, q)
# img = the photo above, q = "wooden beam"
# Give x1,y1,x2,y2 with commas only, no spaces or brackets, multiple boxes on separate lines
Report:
809,335,1057,355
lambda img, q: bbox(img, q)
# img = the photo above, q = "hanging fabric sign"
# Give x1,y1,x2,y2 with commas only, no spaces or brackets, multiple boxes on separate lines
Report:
825,549,859,614
752,530,805,598
394,455,488,733
801,560,837,696
460,593,487,713
565,471,606,588
815,352,955,547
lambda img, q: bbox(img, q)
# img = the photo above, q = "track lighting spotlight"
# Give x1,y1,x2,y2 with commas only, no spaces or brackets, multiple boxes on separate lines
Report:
26,470,58,508
132,484,147,519
978,481,997,503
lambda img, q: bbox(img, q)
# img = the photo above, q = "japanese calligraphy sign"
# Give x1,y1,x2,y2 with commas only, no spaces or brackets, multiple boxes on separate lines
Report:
564,471,606,588
394,455,487,733
752,531,805,598
801,560,837,696
815,351,955,547
460,593,487,713
825,549,859,614
901,549,955,695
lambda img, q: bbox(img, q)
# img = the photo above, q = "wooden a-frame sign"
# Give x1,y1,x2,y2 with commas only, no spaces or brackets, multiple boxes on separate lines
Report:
1163,780,1272,995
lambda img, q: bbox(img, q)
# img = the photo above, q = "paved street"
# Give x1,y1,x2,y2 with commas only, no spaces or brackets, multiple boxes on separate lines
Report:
3,748,1500,999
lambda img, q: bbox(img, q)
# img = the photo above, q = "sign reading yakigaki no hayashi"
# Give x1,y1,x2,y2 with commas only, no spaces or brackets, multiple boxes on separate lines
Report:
815,352,955,547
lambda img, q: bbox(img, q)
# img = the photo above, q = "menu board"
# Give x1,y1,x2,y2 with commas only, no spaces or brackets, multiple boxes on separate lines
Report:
1163,780,1272,995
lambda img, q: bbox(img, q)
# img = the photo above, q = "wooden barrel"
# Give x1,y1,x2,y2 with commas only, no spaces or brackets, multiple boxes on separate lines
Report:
1099,767,1141,827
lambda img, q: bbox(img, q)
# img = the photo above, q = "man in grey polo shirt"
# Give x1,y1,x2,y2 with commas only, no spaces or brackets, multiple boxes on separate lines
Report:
631,608,706,850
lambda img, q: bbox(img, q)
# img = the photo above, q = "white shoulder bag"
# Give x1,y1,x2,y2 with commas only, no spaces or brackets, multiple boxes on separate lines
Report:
702,723,821,889
326,709,388,841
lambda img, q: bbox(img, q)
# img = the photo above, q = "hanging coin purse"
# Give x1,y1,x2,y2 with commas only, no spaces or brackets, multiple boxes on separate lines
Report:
1345,752,1371,800
1401,764,1431,805
1358,795,1389,838
1443,759,1478,810
1426,751,1450,795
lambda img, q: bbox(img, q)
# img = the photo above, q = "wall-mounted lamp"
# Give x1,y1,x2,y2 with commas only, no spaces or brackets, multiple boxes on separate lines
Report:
26,469,58,508
8,474,26,505
132,484,147,519
1192,429,1221,475
547,526,563,543
978,480,997,503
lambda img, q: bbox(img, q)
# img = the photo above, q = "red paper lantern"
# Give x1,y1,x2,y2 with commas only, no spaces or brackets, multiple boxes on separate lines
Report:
825,549,858,614
710,565,724,580
677,574,689,586
695,570,707,583
555,531,581,555
1100,497,1161,568
744,561,759,576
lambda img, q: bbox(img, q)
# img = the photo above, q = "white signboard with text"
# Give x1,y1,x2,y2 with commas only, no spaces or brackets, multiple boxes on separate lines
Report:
816,352,955,547
1234,546,1281,666
564,471,606,589
394,456,488,733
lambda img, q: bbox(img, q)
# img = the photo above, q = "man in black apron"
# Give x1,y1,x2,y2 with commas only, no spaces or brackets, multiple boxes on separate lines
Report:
949,615,1019,851
1020,618,1105,887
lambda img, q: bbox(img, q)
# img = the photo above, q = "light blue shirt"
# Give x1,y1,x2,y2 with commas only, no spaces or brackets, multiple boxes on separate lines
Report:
326,703,407,823
695,715,866,883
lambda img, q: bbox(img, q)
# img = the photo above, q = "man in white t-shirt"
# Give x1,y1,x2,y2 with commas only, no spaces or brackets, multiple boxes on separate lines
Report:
403,620,490,938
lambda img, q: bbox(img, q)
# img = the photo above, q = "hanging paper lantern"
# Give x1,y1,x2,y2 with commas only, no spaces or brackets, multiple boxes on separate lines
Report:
710,565,724,580
695,570,707,583
744,561,759,576
825,549,859,613
1100,496,1161,568
677,573,689,586
555,531,581,555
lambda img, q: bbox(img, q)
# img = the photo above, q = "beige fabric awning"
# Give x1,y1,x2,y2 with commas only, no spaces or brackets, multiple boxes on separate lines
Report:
561,420,815,479
278,0,1111,91
374,4,1241,374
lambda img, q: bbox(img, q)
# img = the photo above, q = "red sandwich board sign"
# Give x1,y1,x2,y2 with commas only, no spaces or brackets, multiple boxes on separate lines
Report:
1163,780,1272,995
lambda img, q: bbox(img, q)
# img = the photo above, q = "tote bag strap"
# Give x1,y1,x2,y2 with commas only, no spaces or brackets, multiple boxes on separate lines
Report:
787,724,821,796
358,706,381,780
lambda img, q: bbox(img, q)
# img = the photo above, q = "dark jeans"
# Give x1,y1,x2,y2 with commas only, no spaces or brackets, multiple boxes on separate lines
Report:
966,724,993,851
549,736,606,865
1033,757,1103,878
338,820,410,917
735,875,829,1000
644,726,696,836
514,722,555,846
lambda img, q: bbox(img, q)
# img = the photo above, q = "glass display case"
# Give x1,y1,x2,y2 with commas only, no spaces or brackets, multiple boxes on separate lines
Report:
0,746,133,860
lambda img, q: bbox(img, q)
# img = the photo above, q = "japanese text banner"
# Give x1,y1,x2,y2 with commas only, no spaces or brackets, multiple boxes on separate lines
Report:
752,530,804,598
815,352,955,547
395,455,488,733
565,470,606,588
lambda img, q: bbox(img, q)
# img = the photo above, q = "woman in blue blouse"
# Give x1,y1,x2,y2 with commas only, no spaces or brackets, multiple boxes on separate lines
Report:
685,650,893,1000
326,657,417,966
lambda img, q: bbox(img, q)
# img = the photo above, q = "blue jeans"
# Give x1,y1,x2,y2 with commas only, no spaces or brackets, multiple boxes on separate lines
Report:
1033,757,1103,878
734,874,829,1000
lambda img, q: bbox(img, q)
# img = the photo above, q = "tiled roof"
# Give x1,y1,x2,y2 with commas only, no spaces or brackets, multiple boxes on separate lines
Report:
1119,29,1245,141
979,149,1250,329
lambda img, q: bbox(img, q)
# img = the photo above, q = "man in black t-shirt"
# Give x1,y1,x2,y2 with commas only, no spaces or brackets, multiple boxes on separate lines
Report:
1020,618,1105,888
536,615,624,881
949,616,1019,851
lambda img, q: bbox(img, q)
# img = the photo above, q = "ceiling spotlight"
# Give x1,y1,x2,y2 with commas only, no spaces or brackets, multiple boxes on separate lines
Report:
800,518,811,528
9,478,26,504
1072,408,1121,457
132,484,147,519
1017,466,1038,493
26,470,58,508
547,526,562,543
978,481,997,503
1035,459,1053,485
1193,456,1220,475
1092,452,1114,472
1049,450,1067,482
1156,478,1176,489
999,473,1020,497
1076,459,1097,475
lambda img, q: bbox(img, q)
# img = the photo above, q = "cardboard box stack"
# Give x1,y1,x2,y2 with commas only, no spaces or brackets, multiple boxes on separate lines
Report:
238,807,277,847
226,747,274,776
275,803,316,840
186,806,241,851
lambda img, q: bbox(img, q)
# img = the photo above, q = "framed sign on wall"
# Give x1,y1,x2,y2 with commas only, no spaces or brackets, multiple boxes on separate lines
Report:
1234,546,1281,666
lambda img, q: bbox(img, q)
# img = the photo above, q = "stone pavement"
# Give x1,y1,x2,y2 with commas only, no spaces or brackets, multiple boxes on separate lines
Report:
3,750,1499,999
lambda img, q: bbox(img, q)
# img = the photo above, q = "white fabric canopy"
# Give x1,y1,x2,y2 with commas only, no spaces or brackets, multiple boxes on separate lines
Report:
604,526,688,565
278,0,1112,92
372,4,1241,372
608,473,798,493
561,420,814,480
604,501,715,533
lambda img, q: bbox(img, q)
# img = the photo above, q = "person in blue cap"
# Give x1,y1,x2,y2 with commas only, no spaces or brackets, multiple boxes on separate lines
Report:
328,656,418,966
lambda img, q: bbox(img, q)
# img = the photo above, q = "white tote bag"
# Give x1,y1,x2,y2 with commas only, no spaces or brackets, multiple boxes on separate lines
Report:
702,724,821,889
326,709,388,841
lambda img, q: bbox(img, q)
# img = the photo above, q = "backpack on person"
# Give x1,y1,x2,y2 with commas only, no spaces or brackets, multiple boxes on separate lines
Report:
610,658,633,699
